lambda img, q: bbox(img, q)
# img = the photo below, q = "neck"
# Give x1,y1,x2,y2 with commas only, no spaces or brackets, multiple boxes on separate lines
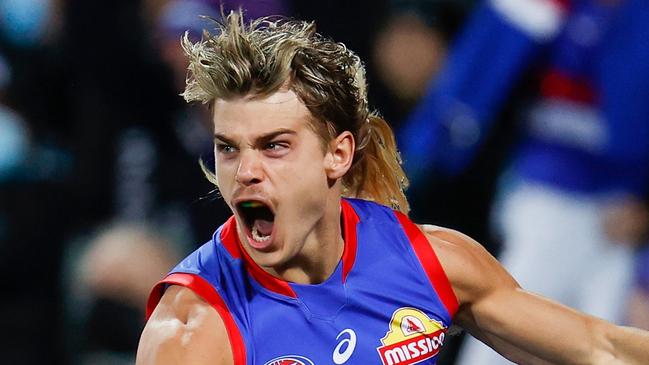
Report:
268,195,345,285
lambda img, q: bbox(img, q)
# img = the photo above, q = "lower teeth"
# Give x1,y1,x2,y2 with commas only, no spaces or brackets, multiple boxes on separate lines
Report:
252,226,271,242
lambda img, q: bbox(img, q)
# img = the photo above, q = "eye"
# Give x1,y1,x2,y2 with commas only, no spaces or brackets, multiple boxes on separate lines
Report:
264,141,289,156
216,143,237,154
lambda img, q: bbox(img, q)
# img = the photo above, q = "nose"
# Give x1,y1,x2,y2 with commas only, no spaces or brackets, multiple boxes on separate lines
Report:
235,150,264,186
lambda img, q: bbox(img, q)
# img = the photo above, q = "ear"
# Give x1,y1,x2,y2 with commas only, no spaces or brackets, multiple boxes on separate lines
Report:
325,131,355,180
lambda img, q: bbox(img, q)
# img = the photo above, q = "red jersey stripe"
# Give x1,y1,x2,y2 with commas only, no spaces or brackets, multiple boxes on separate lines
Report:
549,0,571,11
394,212,459,317
341,199,360,282
541,69,598,104
146,273,247,365
220,216,241,259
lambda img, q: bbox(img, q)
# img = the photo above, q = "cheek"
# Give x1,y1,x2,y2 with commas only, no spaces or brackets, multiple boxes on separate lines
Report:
215,160,236,198
280,149,326,183
281,155,329,203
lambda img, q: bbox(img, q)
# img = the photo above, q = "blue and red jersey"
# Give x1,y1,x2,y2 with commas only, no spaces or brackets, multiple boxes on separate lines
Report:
147,198,458,365
399,0,649,196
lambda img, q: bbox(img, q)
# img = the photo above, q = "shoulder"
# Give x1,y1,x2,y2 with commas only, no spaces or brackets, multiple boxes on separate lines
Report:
137,285,234,365
169,234,231,288
417,224,519,309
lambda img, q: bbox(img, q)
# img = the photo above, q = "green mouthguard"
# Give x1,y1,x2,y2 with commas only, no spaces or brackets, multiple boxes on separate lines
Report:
241,201,264,208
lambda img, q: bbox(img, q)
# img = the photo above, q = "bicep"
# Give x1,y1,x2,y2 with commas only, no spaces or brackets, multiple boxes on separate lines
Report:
136,285,234,365
423,226,603,364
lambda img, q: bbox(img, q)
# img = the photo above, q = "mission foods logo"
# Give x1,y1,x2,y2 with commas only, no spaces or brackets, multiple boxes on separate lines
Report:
377,307,447,365
264,355,314,365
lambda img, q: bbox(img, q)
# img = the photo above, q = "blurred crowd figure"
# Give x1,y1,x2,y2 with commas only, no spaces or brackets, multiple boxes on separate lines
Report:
0,0,71,363
0,0,406,363
65,224,179,364
396,0,649,363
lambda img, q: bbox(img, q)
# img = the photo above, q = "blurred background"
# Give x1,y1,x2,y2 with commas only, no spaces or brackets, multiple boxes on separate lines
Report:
0,0,647,364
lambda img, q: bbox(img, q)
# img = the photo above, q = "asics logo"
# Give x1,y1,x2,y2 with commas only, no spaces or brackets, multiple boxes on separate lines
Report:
332,329,357,364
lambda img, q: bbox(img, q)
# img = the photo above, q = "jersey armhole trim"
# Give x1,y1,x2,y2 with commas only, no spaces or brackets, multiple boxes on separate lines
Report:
394,211,460,318
146,272,247,365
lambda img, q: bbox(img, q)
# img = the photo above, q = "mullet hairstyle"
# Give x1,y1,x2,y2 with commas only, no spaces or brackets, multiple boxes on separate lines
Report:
183,10,410,214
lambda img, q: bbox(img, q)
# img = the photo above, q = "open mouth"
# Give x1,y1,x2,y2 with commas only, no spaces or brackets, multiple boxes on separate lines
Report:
236,200,275,245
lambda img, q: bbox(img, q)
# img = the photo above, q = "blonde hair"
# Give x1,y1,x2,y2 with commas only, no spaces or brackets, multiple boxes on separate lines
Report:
184,10,410,213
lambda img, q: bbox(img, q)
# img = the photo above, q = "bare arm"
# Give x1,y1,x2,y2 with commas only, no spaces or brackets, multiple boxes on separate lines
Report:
460,320,555,365
420,224,649,365
136,285,234,365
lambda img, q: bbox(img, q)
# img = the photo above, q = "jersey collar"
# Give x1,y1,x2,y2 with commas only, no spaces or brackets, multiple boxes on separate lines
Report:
219,198,360,298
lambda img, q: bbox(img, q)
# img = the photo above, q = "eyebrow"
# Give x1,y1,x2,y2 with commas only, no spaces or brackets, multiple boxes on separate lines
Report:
213,128,297,145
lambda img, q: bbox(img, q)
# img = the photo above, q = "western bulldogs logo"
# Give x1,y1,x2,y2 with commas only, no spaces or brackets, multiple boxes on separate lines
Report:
264,355,315,365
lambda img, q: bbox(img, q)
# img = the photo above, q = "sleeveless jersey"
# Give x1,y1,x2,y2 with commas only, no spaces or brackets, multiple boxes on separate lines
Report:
147,198,458,365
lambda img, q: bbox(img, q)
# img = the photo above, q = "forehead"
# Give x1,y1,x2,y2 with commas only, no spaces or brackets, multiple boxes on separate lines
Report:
212,90,313,136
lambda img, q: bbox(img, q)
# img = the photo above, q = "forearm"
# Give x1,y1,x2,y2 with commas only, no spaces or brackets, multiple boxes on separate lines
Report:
463,323,555,365
468,288,630,365
595,321,649,365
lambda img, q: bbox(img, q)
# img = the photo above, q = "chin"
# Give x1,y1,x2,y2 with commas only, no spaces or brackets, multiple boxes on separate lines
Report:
246,245,289,269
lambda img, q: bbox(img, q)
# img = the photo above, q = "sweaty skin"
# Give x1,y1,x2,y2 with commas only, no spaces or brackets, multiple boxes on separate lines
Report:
137,91,649,365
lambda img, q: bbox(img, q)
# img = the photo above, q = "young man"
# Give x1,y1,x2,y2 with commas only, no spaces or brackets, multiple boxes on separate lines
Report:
137,11,649,365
